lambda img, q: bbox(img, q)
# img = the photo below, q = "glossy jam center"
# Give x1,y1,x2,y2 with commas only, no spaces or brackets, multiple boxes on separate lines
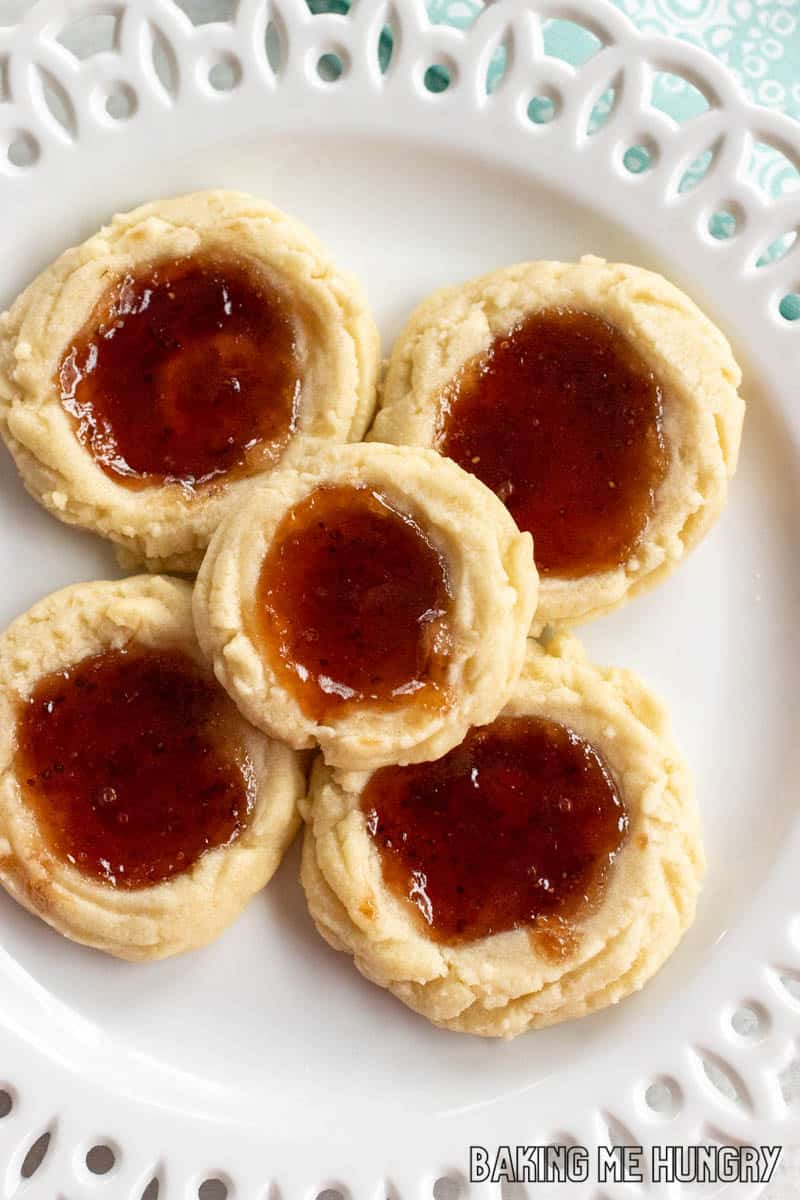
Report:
363,716,628,946
58,256,301,487
15,646,255,888
438,308,667,577
257,484,453,721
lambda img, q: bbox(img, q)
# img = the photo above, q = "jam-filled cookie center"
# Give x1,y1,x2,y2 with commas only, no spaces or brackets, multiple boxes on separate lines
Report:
58,256,301,488
363,716,628,946
437,308,667,578
256,483,453,721
15,646,255,889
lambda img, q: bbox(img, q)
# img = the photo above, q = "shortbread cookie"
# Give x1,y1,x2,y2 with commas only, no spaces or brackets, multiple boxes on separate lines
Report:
193,442,537,771
0,576,303,960
301,632,703,1037
372,257,744,626
0,190,380,571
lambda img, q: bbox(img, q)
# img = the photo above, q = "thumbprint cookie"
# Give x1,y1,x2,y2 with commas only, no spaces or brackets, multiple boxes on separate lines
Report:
372,257,744,626
193,442,538,771
0,576,303,960
300,632,703,1037
0,190,380,571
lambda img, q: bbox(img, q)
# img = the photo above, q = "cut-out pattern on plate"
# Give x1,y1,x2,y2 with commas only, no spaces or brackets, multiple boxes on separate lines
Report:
0,1,797,1197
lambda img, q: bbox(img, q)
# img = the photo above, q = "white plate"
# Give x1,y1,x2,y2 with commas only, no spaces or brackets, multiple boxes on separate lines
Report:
0,1,798,1197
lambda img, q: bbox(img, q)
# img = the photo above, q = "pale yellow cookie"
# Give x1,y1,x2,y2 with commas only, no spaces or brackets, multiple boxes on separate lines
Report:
300,632,703,1038
0,190,380,572
193,442,538,771
371,257,744,626
0,576,304,960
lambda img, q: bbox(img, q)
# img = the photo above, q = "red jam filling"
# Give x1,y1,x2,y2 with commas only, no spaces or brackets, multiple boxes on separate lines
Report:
438,308,667,577
256,484,453,721
362,715,628,946
16,646,254,888
58,256,301,488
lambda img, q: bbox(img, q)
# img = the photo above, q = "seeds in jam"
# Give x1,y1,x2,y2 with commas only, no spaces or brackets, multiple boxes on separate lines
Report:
15,647,255,889
362,716,628,946
437,308,667,578
58,256,301,488
256,484,453,721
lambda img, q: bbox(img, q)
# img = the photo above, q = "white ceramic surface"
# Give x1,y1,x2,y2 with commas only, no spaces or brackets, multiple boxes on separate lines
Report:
0,1,798,1197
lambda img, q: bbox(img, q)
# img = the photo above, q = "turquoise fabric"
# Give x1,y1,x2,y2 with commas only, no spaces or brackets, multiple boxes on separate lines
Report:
308,0,800,200
442,0,800,204
307,0,799,303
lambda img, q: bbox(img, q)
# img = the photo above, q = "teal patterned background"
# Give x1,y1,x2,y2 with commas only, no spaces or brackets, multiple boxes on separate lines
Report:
309,0,800,203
